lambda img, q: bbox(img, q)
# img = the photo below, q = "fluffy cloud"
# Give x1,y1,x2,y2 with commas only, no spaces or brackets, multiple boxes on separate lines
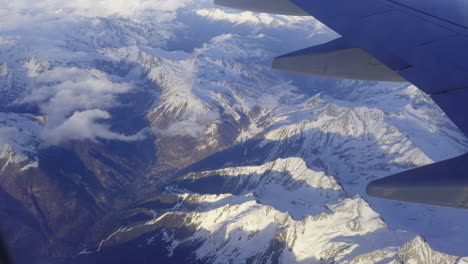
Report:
19,66,145,146
41,110,145,146
21,67,131,125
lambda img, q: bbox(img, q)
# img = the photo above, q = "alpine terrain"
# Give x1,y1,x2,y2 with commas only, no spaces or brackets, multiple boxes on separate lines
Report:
1,1,468,263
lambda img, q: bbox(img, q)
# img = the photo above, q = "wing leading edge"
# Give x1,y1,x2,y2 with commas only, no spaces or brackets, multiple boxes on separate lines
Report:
215,0,468,209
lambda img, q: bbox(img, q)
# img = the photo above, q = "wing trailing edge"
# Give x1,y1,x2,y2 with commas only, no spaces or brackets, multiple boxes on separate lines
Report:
273,38,406,82
366,153,468,209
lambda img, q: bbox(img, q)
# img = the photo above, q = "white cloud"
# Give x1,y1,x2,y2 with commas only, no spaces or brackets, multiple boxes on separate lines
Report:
21,67,130,124
41,110,145,146
19,67,146,146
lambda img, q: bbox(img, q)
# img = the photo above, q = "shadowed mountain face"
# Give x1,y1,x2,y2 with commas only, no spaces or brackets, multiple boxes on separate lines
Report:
1,1,468,263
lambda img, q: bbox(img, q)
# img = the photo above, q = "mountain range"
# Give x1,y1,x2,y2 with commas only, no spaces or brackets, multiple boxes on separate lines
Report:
1,1,468,263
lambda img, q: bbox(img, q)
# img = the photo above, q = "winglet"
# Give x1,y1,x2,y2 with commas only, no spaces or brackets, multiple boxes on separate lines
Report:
366,152,468,209
214,0,309,16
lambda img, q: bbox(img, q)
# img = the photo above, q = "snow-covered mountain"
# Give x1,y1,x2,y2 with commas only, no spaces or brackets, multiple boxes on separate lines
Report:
1,1,468,263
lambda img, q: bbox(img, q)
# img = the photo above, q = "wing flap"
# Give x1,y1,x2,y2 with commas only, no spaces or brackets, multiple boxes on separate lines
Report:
367,153,468,209
272,38,406,82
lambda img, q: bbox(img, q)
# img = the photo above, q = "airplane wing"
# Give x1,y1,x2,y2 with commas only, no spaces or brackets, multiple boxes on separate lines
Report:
215,0,468,209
